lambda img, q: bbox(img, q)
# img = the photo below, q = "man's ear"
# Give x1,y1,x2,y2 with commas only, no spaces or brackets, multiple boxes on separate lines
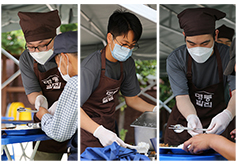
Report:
214,29,219,41
61,53,69,64
55,54,60,64
107,33,113,44
182,32,185,36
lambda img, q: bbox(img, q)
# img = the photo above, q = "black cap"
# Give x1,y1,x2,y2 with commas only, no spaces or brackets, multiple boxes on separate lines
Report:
178,8,226,36
18,10,61,42
224,38,236,76
217,24,235,41
46,31,78,63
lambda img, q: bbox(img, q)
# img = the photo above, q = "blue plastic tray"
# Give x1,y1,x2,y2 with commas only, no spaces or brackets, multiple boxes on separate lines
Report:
160,147,215,154
160,153,226,161
160,147,186,154
1,120,34,124
2,128,43,136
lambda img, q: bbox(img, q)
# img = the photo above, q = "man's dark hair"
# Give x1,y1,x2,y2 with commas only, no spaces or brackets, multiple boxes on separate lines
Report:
107,9,143,42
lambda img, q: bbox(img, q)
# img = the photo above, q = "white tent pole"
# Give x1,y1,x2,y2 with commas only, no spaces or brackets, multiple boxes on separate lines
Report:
46,4,54,11
81,25,107,46
133,53,156,58
2,70,21,89
1,48,21,89
80,10,105,37
56,4,61,34
160,50,171,56
160,4,178,16
1,48,19,66
119,4,157,24
159,100,172,113
160,41,175,51
160,24,183,37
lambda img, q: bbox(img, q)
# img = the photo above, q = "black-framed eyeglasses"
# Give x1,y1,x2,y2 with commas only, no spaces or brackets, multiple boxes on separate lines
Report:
25,38,54,52
111,33,139,51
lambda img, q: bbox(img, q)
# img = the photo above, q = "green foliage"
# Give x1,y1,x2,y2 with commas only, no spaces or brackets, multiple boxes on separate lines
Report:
117,59,156,110
118,91,127,112
119,128,128,141
60,23,78,32
120,104,127,112
159,77,175,109
1,30,25,55
135,59,156,83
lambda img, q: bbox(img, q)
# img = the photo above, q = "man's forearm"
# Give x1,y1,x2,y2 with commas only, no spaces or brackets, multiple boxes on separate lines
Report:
176,95,197,119
210,134,236,160
226,90,236,117
80,107,100,134
27,91,42,105
125,96,155,112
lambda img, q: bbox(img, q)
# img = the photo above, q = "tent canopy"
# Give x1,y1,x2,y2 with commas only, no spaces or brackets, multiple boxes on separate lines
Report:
160,4,236,77
2,4,157,60
80,4,157,60
1,4,78,32
3,4,233,69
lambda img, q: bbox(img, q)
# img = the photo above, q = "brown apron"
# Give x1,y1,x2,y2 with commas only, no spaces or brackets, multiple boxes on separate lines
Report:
81,47,123,154
33,61,69,153
164,45,235,146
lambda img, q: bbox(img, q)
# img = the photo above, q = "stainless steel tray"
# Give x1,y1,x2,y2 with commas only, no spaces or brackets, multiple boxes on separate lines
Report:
130,111,157,129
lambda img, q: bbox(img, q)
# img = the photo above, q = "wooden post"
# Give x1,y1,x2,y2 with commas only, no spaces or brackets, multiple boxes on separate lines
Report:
1,55,7,116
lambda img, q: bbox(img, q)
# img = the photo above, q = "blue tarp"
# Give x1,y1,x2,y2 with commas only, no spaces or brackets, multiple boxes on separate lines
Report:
80,142,150,161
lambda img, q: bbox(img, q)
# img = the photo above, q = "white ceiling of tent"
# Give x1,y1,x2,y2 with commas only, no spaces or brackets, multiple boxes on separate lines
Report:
1,4,78,32
1,4,157,61
2,4,235,73
80,4,157,60
159,4,236,76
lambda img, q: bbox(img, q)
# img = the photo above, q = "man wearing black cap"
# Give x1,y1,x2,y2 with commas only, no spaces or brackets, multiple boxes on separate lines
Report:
18,10,68,160
216,24,235,47
36,31,78,161
164,8,236,146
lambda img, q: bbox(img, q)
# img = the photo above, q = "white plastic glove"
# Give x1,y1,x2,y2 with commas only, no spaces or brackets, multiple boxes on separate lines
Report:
93,125,126,147
153,106,157,112
206,109,233,135
48,101,58,115
35,95,48,111
186,114,203,136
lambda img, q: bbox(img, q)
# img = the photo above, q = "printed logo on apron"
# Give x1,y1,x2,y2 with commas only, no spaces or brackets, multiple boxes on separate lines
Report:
195,91,214,108
102,87,120,103
41,74,62,90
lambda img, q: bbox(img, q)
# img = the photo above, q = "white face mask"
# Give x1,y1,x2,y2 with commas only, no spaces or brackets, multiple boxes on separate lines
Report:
187,43,214,63
29,49,53,65
58,54,71,82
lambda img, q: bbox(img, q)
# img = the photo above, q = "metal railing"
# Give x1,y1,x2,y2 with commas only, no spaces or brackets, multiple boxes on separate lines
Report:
1,48,21,89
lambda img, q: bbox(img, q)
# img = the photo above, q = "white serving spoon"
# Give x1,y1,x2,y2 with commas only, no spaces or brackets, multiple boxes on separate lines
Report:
125,142,150,154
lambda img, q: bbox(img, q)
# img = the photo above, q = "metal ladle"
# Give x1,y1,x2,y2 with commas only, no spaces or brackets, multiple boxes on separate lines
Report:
17,107,38,113
169,124,208,133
